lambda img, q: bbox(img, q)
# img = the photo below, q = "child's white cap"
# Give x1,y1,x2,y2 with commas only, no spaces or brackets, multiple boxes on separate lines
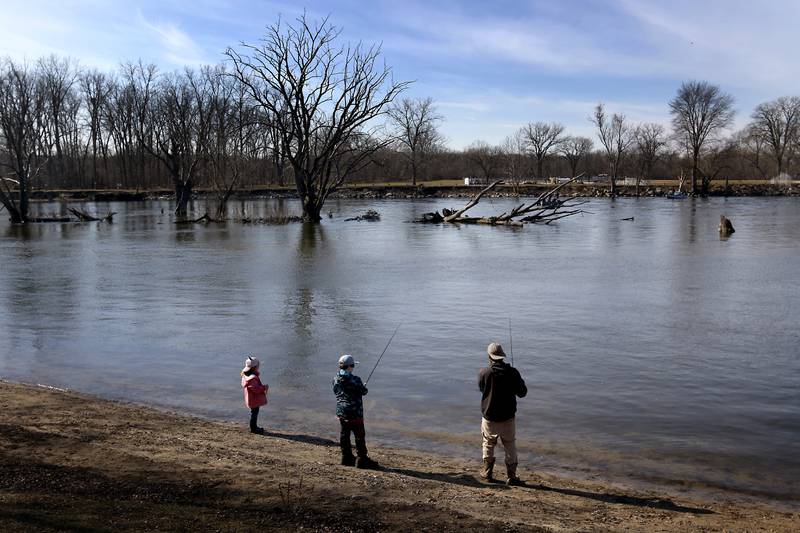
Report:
243,356,260,372
338,354,359,367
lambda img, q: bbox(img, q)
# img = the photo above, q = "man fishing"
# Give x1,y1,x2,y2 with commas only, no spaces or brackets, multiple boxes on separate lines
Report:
333,354,380,469
478,342,527,485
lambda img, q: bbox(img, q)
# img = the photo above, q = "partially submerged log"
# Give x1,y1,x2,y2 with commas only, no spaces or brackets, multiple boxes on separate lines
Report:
235,215,303,224
719,215,735,235
345,209,381,221
175,213,220,224
417,175,588,226
68,208,116,222
27,216,72,223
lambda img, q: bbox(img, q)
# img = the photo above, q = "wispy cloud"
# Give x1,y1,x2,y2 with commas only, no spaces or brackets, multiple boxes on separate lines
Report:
136,11,210,66
438,100,492,113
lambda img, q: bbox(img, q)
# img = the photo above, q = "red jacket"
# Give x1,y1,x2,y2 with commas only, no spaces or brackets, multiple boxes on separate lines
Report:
242,372,268,408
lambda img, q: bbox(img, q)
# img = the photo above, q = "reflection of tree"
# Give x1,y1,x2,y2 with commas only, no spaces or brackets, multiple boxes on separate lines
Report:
2,225,79,363
285,223,327,354
287,288,317,339
298,222,325,256
284,222,373,362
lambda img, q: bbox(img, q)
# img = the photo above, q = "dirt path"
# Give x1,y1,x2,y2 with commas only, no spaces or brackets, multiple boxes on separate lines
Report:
0,381,796,532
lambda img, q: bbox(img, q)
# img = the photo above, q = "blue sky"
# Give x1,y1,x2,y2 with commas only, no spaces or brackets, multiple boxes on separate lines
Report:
2,0,798,148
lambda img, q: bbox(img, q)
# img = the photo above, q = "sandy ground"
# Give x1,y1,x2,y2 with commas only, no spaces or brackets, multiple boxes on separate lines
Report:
0,381,797,532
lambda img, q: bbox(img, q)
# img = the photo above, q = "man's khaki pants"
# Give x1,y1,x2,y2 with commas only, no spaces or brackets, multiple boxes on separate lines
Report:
481,417,517,465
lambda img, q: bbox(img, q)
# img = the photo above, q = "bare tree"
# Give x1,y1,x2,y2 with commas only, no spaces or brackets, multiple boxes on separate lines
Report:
633,123,665,196
521,122,564,180
669,81,735,195
750,96,800,177
0,59,52,223
38,56,80,179
559,136,593,178
264,105,287,186
464,140,502,181
123,61,161,191
704,137,739,194
201,66,260,219
130,65,214,216
735,126,769,180
591,103,634,197
225,15,409,221
103,73,138,188
388,97,444,186
80,69,111,188
500,131,528,193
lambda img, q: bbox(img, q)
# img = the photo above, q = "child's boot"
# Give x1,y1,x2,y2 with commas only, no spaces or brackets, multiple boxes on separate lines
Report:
355,455,380,470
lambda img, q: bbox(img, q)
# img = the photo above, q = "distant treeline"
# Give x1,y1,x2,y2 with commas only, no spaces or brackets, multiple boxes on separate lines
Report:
1,16,798,222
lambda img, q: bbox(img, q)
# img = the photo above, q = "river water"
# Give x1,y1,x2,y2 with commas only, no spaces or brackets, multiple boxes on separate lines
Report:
1,196,798,503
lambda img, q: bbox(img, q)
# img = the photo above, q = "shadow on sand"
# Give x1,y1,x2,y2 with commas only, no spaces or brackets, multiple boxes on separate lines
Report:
260,429,338,447
386,467,493,489
386,466,714,515
524,482,714,514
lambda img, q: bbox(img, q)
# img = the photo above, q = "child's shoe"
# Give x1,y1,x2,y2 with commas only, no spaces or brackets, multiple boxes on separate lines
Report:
355,456,380,470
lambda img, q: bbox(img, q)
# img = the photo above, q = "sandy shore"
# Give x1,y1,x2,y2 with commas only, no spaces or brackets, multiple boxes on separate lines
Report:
0,381,796,532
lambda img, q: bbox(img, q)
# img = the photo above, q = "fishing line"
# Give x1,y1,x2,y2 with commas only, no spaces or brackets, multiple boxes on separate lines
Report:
365,321,402,384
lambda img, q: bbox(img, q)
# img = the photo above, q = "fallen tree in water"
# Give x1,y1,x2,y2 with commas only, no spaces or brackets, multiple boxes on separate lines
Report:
416,176,588,226
68,208,116,222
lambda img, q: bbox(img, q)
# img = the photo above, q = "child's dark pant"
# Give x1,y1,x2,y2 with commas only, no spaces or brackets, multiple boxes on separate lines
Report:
250,407,260,431
339,418,367,458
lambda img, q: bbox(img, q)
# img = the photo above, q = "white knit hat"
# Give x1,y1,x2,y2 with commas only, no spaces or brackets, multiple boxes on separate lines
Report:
242,356,260,373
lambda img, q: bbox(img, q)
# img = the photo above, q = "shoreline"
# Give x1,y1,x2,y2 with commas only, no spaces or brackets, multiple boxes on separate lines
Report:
24,182,800,203
1,380,796,531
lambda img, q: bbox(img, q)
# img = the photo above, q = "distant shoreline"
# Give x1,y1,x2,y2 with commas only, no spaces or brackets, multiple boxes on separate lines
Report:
24,182,800,203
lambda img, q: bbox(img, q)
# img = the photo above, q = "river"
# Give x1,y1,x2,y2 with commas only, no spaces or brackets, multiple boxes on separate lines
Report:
1,196,798,503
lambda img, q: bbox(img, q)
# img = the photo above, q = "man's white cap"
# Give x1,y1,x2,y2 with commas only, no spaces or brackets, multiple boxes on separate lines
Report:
338,354,359,366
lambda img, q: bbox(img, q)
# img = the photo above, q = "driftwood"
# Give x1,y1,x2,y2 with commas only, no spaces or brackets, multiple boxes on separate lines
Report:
345,209,381,221
236,215,303,224
27,216,71,223
68,208,116,222
174,213,220,224
417,175,588,226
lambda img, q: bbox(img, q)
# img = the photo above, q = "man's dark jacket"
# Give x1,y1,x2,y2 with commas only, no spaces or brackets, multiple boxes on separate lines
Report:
478,360,527,422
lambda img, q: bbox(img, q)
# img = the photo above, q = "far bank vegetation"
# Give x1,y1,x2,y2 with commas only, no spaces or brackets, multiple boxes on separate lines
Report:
1,15,799,223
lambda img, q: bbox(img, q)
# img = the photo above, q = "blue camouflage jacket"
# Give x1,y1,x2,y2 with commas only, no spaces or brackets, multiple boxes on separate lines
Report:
333,369,368,420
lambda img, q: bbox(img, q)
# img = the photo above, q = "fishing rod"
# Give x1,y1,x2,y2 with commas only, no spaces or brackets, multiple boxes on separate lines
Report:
508,317,514,367
365,322,402,384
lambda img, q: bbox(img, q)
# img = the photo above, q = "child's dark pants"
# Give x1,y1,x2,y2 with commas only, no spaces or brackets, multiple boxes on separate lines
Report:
339,418,367,458
250,407,260,431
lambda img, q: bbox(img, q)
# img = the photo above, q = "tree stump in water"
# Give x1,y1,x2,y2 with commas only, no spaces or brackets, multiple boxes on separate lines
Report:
719,215,735,236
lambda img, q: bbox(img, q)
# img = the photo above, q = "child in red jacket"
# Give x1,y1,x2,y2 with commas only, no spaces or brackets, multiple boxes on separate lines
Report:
241,356,268,434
